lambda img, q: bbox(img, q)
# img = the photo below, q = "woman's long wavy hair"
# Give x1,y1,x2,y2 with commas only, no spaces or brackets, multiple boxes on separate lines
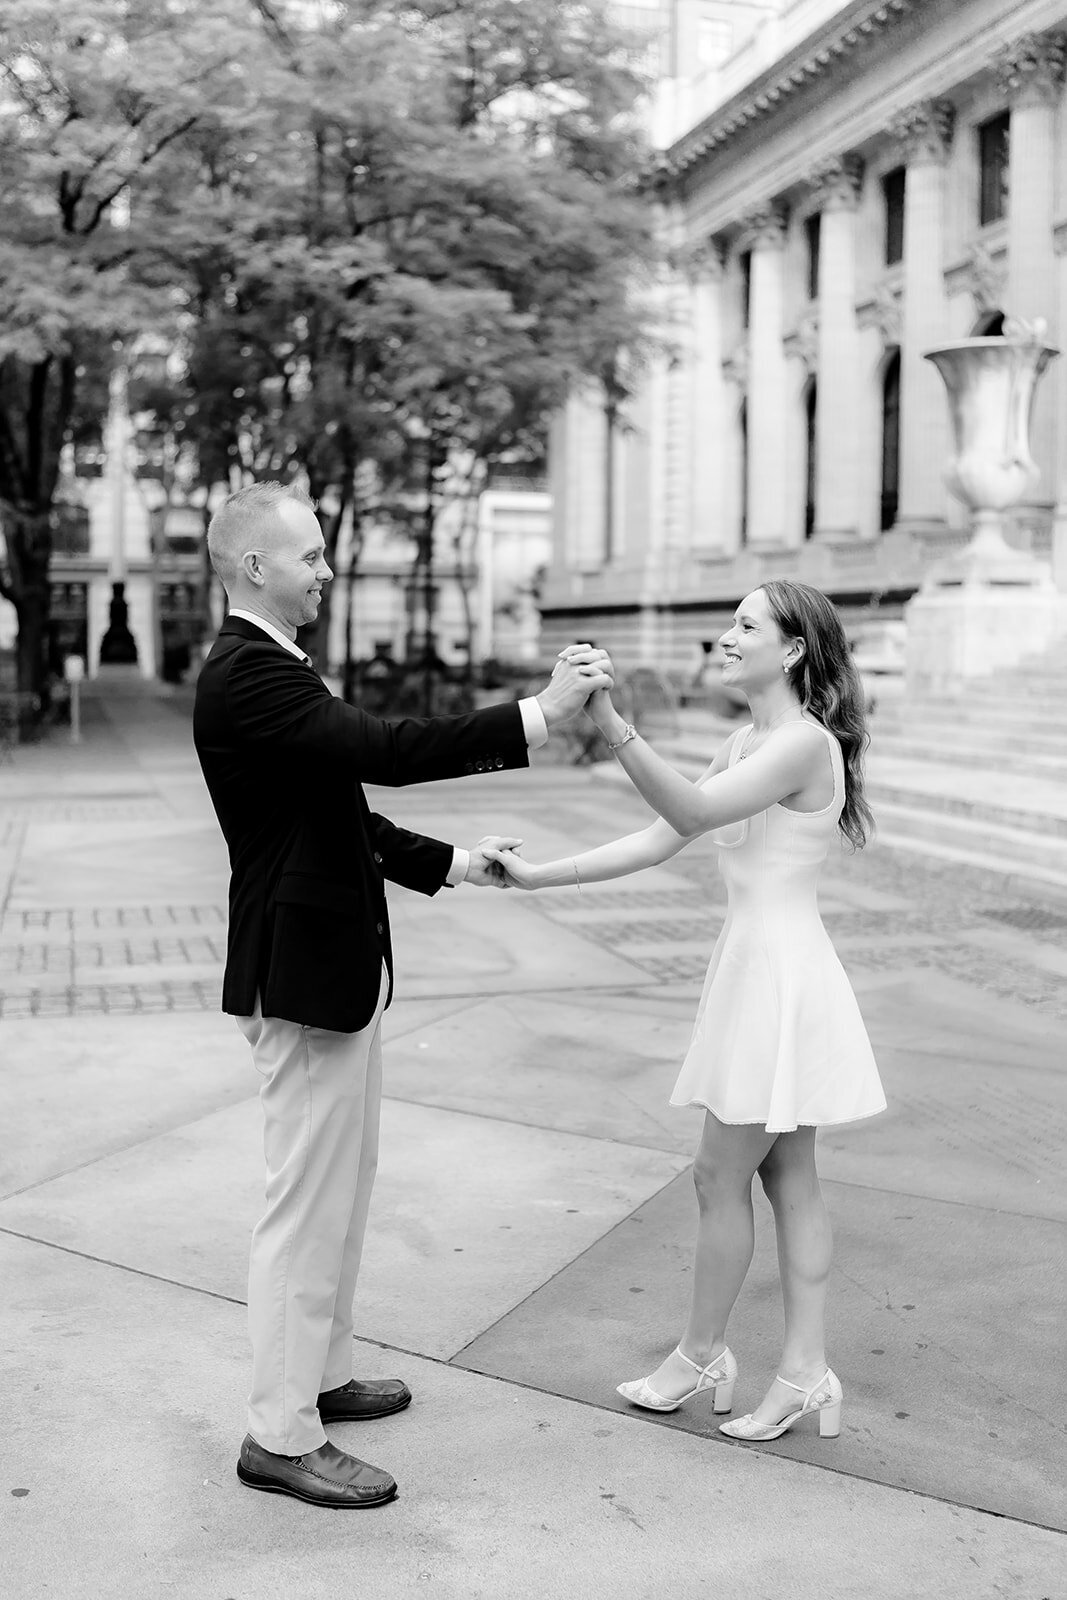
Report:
761,579,874,850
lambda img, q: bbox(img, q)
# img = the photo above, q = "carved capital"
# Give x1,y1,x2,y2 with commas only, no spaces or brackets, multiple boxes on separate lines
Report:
721,341,748,391
741,204,788,251
963,239,1006,313
994,31,1067,108
686,236,727,283
887,98,955,165
784,311,819,373
808,154,864,211
857,283,902,348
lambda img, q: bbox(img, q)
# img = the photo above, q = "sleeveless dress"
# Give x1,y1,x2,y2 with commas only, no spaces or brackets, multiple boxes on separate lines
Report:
669,723,886,1133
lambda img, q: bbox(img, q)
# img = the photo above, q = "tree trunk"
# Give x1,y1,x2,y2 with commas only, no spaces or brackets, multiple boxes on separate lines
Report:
301,475,352,673
10,509,53,734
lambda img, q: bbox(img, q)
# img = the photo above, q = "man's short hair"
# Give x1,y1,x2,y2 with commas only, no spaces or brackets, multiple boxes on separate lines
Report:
207,481,317,587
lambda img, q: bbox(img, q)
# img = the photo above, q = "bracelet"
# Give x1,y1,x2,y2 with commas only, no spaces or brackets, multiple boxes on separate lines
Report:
607,723,637,752
573,859,582,894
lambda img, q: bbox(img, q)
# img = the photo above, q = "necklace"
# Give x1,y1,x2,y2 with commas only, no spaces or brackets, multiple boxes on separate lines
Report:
739,708,806,760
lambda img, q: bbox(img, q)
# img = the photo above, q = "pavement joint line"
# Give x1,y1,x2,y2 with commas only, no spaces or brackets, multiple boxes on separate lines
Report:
826,1257,1067,1436
447,1167,690,1363
382,993,523,1043
442,1354,1067,1538
5,1223,1061,1538
818,1172,1066,1227
377,1089,690,1157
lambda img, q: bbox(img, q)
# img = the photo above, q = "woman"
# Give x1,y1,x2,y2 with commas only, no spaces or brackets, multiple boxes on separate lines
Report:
489,581,885,1442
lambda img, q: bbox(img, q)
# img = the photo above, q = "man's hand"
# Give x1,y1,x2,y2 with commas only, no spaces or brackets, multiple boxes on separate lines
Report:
481,847,538,891
464,835,524,888
536,644,614,730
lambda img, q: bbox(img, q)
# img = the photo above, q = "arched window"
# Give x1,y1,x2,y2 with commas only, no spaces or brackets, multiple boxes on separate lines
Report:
804,380,817,540
880,348,901,532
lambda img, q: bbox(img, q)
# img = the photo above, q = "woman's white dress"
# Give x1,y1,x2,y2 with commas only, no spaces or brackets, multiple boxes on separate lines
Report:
669,723,886,1133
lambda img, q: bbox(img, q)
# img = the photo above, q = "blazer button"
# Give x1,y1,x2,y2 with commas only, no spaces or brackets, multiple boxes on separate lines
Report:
495,756,504,769
376,921,384,935
374,852,382,864
464,762,473,774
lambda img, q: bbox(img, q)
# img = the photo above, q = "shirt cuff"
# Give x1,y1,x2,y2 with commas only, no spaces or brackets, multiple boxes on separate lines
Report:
446,847,470,887
518,696,548,750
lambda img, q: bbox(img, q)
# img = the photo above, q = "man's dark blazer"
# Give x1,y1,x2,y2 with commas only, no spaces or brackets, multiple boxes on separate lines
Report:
193,616,530,1032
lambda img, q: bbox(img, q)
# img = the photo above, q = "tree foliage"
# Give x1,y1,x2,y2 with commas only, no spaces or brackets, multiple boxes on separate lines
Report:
0,0,661,704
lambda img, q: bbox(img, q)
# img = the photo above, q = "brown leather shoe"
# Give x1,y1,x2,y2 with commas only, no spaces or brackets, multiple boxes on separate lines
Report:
317,1377,412,1422
236,1435,397,1507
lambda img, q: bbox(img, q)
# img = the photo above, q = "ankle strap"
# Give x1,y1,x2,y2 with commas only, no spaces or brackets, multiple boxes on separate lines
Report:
775,1369,829,1398
677,1345,728,1376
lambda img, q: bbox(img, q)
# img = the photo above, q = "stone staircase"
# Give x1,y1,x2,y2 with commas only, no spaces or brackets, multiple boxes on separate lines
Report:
606,638,1067,900
865,640,1067,894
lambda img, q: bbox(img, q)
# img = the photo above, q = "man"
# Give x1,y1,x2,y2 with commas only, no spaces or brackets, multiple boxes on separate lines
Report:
193,481,611,1510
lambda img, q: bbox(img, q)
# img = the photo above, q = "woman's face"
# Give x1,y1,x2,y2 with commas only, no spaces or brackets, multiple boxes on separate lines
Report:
718,589,798,693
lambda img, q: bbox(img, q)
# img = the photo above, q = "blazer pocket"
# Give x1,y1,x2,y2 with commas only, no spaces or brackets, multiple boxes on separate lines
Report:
274,873,360,915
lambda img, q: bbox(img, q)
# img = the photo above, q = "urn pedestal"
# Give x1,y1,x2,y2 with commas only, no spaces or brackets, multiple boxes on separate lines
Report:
905,326,1067,695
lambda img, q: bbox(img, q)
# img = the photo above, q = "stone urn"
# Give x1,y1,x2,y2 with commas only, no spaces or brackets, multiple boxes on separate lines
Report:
921,319,1058,588
905,319,1067,692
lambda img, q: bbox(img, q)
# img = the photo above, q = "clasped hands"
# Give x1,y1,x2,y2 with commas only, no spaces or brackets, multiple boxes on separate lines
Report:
467,643,617,890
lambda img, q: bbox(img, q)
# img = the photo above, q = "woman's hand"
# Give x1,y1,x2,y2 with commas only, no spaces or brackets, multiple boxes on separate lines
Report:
481,847,539,891
584,685,616,731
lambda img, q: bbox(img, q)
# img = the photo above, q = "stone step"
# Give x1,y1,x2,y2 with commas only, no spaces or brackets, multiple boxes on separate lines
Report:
891,691,1067,718
632,729,1067,898
875,704,1067,736
868,733,1067,777
869,723,1067,761
871,800,1067,883
867,778,1067,841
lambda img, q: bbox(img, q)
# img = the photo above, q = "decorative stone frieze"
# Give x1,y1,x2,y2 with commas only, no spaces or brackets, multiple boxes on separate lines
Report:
994,31,1067,109
740,205,787,252
887,98,955,165
807,155,865,211
661,0,913,182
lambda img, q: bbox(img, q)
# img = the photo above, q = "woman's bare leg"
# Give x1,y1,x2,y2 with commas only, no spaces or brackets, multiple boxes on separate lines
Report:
747,1126,833,1425
637,1113,777,1402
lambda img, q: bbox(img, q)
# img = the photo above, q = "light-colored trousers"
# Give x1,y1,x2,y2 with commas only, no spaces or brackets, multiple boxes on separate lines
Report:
236,964,388,1455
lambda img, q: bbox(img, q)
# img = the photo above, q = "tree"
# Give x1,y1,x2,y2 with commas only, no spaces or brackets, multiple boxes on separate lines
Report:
0,0,661,715
0,0,261,713
130,0,662,685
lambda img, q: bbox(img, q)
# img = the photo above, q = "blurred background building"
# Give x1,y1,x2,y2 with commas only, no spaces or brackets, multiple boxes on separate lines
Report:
542,0,1067,667
7,0,1067,686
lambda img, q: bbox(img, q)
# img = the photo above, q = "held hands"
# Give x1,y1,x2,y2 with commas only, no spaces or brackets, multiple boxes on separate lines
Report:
465,835,524,888
536,643,614,728
480,845,537,891
556,645,616,733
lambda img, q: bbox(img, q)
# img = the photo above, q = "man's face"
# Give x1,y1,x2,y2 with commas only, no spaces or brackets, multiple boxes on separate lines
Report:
252,501,333,632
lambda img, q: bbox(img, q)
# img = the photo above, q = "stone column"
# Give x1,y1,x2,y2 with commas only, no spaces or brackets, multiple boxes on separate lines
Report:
688,239,727,550
745,205,790,545
809,156,864,538
997,30,1065,498
889,99,954,529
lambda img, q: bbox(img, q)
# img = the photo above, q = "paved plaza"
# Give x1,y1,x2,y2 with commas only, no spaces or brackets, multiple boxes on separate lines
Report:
1,681,1065,1599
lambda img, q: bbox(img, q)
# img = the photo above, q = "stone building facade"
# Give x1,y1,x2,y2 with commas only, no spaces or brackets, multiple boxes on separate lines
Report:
542,0,1067,667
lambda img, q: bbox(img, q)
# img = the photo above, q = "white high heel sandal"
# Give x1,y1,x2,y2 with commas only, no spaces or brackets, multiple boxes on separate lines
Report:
617,1346,737,1414
719,1368,842,1441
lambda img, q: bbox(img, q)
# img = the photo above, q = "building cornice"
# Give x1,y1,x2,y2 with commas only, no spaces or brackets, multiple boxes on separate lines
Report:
655,0,913,185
